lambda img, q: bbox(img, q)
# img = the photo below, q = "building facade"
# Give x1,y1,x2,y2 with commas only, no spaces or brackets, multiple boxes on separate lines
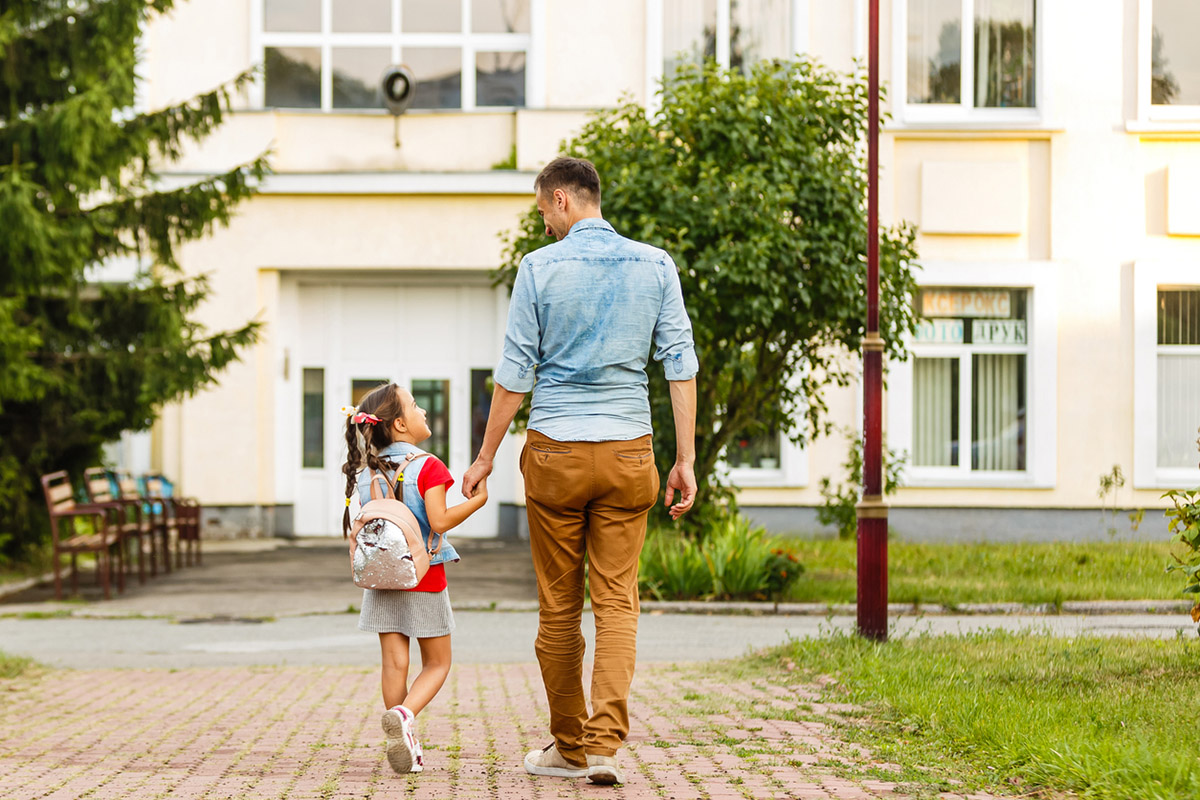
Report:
128,0,1200,540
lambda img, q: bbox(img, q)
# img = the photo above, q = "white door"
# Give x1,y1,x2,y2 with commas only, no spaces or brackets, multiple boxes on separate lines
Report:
289,278,503,537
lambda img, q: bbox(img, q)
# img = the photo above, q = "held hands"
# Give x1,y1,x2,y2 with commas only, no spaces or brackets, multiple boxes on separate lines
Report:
663,461,697,520
461,457,493,500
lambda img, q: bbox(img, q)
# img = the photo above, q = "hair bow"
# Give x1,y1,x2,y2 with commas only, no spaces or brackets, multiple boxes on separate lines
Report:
340,405,381,425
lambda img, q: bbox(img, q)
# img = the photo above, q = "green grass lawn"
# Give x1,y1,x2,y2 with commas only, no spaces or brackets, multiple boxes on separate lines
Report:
784,539,1184,606
736,631,1200,800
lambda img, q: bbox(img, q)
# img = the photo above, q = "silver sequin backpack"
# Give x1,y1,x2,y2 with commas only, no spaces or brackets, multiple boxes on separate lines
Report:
349,452,444,590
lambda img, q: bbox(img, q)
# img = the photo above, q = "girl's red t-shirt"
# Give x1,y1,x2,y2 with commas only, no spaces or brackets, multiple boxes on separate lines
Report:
405,456,454,593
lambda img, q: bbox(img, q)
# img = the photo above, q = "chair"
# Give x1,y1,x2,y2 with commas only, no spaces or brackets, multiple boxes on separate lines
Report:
140,474,177,575
84,467,151,584
39,471,125,600
145,474,202,568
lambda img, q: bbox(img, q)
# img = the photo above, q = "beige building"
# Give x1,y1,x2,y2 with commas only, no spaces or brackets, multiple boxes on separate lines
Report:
121,0,1200,540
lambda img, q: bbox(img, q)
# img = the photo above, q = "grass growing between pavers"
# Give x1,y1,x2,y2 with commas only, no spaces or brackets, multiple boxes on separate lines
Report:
785,540,1182,605
725,629,1200,800
0,650,32,679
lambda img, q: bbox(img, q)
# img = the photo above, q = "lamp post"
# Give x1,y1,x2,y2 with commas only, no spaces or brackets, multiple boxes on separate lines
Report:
856,0,888,642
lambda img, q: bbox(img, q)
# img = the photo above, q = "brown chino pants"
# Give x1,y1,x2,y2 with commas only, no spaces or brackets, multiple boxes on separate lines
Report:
520,428,660,765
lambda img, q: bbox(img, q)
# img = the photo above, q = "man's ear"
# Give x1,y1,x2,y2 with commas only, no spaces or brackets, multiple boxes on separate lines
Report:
554,188,569,210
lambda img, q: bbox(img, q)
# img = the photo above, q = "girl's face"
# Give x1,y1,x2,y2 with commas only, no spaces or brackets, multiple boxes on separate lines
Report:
392,387,431,444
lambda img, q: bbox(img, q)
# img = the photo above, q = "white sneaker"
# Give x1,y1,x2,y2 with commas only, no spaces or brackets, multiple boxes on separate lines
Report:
523,743,589,778
586,754,625,785
381,705,422,774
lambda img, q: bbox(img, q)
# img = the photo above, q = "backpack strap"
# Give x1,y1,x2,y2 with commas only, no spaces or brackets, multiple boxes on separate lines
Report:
393,450,445,556
366,469,397,501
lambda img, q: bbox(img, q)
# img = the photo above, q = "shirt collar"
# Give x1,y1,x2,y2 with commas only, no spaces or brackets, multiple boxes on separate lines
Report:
566,218,614,236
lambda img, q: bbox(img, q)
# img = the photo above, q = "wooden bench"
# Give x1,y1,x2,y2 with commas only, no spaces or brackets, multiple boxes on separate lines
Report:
39,471,125,600
84,467,152,584
144,474,202,569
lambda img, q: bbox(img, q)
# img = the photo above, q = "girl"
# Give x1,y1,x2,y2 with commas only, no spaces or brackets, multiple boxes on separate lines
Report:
342,382,488,775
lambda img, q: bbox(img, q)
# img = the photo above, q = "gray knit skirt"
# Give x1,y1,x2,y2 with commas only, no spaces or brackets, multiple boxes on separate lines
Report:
358,587,455,638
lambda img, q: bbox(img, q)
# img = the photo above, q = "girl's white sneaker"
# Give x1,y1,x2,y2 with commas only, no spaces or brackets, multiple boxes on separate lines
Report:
382,705,422,774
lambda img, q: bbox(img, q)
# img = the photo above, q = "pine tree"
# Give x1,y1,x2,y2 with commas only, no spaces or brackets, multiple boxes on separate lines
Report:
0,0,268,561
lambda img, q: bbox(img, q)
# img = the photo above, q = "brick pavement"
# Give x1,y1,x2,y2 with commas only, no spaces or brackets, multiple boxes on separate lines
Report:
0,663,1000,800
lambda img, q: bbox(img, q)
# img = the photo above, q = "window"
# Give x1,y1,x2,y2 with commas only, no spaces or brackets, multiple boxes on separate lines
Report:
302,368,324,468
727,431,782,471
258,0,533,111
470,369,493,461
1157,290,1200,469
898,0,1038,122
1134,265,1200,487
910,288,1029,475
1139,0,1200,120
411,379,451,464
649,0,805,105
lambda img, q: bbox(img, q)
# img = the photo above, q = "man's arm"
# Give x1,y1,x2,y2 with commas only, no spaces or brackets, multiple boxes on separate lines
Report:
664,377,697,519
461,383,526,498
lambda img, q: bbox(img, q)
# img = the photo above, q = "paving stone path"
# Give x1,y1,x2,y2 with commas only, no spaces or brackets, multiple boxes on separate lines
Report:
0,662,1004,800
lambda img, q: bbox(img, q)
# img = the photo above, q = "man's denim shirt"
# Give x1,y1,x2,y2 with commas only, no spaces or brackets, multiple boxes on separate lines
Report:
494,218,699,442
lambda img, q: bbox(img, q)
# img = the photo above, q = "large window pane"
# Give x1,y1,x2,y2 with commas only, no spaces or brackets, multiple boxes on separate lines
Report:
265,47,322,108
732,0,791,70
412,379,450,463
477,51,525,106
908,0,961,104
403,0,461,32
303,368,324,468
471,369,493,461
265,0,319,32
1158,289,1200,468
974,0,1035,108
1153,0,1200,105
405,48,462,109
913,358,959,467
334,0,391,32
972,354,1025,471
332,48,389,108
664,0,716,78
473,0,531,33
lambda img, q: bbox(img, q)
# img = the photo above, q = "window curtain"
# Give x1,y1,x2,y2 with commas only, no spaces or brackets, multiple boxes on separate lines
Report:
914,358,958,466
972,354,1025,470
974,0,1035,108
664,0,717,78
1158,354,1200,468
731,0,791,69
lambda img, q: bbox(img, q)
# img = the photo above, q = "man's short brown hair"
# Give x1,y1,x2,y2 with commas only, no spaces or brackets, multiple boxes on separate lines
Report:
534,156,601,205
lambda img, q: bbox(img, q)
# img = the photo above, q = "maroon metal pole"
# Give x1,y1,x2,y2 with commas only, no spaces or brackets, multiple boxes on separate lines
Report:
856,0,888,642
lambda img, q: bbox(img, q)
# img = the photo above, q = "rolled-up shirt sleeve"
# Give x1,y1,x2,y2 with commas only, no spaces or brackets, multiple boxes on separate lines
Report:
494,257,540,393
652,256,699,381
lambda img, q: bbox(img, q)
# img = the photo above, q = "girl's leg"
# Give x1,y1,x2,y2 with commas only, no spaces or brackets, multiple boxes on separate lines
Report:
402,635,452,715
378,632,411,709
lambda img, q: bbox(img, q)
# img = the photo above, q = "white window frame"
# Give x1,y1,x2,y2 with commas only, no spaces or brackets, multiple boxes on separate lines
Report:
1133,261,1200,489
888,261,1057,489
644,0,811,111
249,0,545,111
892,0,1044,126
1136,0,1200,123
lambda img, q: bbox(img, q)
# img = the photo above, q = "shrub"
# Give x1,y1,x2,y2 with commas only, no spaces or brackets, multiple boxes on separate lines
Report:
639,514,803,601
1164,426,1200,629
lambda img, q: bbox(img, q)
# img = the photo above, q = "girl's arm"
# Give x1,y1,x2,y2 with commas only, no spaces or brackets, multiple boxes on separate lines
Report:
424,478,488,533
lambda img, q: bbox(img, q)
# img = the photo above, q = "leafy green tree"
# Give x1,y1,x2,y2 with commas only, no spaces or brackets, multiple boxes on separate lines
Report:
496,58,919,530
0,0,267,561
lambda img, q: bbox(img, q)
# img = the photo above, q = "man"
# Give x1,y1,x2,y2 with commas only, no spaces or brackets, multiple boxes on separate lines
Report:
461,156,698,786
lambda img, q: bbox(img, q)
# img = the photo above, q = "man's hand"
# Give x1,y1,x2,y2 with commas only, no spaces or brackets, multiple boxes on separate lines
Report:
461,457,493,499
663,461,697,520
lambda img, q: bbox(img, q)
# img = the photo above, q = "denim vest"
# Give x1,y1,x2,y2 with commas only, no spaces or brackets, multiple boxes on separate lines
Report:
355,441,460,566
